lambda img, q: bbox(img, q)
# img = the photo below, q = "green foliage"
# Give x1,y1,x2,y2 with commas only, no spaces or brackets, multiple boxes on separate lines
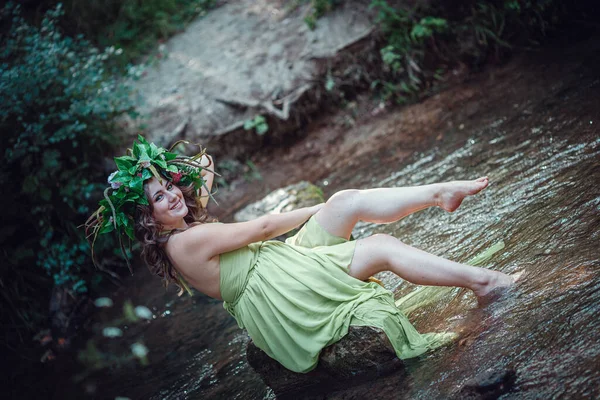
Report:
243,160,263,183
304,0,341,30
369,0,564,103
244,115,269,136
28,0,216,67
0,2,135,334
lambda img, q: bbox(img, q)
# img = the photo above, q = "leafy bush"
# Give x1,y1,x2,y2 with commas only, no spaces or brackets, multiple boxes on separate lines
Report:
369,0,565,102
33,0,216,66
0,2,135,339
304,0,341,30
244,115,269,136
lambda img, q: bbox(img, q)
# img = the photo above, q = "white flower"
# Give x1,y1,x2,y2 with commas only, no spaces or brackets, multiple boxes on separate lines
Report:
107,171,118,182
134,306,152,320
108,171,122,189
110,181,122,190
102,327,123,338
131,342,149,358
94,297,114,307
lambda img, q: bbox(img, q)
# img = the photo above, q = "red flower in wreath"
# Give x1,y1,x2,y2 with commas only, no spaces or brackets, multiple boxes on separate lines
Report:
170,171,183,184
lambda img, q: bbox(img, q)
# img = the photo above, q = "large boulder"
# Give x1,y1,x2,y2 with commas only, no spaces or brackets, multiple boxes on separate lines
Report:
246,326,404,398
125,0,377,158
451,367,517,400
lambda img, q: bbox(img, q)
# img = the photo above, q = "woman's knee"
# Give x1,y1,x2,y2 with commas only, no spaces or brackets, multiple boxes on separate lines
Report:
326,189,361,212
360,234,399,260
350,234,396,279
369,233,402,250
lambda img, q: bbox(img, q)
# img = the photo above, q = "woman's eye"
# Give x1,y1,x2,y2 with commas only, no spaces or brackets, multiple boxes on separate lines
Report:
167,184,173,190
155,194,163,201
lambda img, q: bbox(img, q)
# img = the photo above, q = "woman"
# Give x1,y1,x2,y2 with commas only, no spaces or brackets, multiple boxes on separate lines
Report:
88,136,514,374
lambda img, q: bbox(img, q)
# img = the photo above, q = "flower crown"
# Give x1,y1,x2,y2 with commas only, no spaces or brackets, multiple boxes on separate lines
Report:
84,135,214,286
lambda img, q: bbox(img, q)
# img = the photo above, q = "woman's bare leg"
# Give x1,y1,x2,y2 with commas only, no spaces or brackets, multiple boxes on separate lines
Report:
315,177,489,239
349,234,513,297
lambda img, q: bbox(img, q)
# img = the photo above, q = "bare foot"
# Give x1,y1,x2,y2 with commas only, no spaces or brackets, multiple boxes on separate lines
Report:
476,270,522,306
437,177,489,212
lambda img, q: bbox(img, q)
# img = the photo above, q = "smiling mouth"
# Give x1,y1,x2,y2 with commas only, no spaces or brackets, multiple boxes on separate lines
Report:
170,200,182,210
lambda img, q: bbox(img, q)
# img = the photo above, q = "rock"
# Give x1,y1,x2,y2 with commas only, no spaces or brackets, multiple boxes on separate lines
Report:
452,367,517,399
247,326,404,398
126,0,377,158
234,181,324,223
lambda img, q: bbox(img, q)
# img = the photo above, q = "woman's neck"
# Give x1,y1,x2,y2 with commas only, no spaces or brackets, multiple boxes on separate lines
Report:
165,219,189,231
159,220,190,239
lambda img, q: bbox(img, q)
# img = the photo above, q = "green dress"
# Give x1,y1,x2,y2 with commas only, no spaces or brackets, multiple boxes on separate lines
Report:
219,216,455,373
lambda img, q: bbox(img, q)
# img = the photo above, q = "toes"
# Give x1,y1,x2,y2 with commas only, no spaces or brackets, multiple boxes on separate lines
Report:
510,270,524,283
473,177,489,191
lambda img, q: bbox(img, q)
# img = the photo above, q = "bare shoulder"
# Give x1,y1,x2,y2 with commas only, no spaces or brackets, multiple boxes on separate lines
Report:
166,222,217,259
171,218,269,259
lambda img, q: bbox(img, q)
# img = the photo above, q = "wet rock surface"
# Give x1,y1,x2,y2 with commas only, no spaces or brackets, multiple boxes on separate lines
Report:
246,326,403,398
451,368,517,400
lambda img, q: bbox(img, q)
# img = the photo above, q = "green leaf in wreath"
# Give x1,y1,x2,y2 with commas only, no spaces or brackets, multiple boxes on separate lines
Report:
115,156,134,171
149,142,159,158
130,175,144,192
124,223,135,240
137,134,150,145
99,222,115,234
154,158,167,169
164,152,177,161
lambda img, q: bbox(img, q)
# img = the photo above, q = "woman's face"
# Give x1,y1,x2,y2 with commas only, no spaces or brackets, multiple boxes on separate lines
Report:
146,177,188,229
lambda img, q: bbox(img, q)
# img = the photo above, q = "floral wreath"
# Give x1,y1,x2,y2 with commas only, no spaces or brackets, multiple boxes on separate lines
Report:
84,135,215,295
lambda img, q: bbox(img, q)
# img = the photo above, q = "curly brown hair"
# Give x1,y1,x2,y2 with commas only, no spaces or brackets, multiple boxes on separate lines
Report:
134,180,210,296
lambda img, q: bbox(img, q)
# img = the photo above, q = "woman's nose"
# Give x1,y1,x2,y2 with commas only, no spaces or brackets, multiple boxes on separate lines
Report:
166,191,178,201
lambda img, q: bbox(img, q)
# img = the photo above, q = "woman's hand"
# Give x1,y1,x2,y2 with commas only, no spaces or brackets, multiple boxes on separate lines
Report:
199,154,215,208
200,154,213,177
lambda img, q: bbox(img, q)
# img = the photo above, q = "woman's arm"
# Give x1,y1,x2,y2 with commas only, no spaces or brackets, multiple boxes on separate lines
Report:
199,154,215,208
260,203,324,240
178,204,323,259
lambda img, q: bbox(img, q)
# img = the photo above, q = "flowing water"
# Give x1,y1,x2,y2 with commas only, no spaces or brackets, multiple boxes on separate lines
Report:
337,110,600,399
58,43,599,399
